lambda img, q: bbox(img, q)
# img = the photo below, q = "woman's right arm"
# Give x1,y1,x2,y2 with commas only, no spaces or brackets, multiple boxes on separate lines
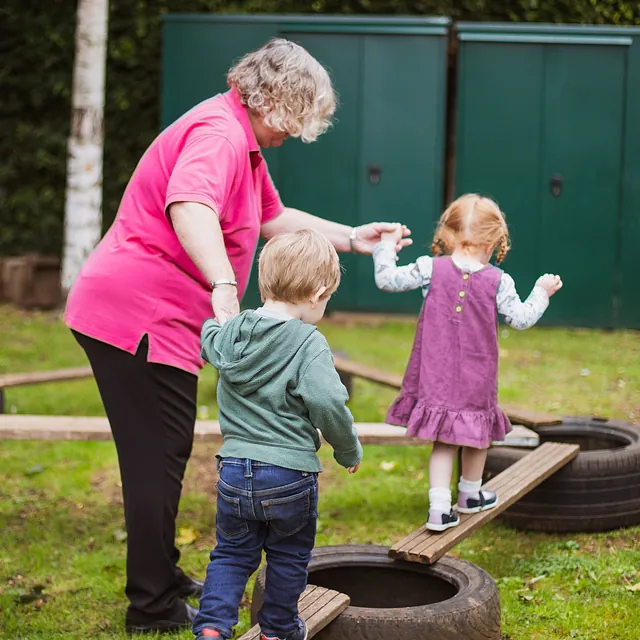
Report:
373,242,432,293
168,202,239,324
165,133,243,324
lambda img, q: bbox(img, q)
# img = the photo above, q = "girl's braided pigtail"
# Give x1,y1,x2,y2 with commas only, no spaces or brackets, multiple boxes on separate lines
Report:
495,235,510,264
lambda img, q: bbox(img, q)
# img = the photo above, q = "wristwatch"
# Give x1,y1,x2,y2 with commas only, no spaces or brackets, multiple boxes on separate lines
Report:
349,227,358,253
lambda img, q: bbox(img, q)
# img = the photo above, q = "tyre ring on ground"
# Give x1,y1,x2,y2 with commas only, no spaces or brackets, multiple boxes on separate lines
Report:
484,416,640,533
251,545,501,640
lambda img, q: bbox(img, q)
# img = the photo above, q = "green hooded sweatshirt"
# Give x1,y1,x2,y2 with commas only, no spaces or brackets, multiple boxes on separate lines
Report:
200,310,363,473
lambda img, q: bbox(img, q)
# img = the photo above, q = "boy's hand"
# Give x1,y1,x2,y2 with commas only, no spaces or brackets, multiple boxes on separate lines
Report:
536,273,563,297
348,464,360,475
380,223,404,247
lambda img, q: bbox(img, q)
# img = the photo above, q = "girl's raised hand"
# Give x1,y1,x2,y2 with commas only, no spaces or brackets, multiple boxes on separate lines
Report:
536,273,563,297
380,223,405,247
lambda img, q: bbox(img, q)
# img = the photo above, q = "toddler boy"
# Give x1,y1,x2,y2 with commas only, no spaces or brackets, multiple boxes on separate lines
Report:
193,229,362,640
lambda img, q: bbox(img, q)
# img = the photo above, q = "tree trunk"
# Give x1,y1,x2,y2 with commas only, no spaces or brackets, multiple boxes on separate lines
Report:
61,0,108,293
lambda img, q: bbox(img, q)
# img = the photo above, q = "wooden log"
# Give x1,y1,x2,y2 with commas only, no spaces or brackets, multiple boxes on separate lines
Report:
331,355,562,428
238,584,349,640
0,415,538,449
0,358,563,428
389,442,580,565
0,366,93,389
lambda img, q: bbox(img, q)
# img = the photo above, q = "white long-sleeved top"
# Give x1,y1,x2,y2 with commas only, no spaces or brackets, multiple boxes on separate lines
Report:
373,242,549,330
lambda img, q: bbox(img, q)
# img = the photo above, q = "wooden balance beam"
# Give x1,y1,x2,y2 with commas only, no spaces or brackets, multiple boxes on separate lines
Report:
331,354,562,429
0,414,539,448
0,367,93,413
389,441,579,565
238,584,349,640
0,358,561,429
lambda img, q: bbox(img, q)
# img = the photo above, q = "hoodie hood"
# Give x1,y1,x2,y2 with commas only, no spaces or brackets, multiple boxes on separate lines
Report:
201,311,317,395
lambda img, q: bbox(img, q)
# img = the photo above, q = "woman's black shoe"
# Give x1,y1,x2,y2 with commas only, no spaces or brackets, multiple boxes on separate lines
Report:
125,602,197,634
177,576,204,600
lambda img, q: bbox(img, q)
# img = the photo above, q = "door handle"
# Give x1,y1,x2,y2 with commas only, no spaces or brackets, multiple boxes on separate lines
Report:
367,164,382,186
550,174,564,198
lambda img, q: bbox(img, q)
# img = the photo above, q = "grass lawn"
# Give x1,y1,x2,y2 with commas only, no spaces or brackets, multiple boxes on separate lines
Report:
0,304,639,639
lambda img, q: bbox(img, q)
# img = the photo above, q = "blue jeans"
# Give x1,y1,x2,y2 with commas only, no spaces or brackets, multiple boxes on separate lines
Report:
192,458,318,639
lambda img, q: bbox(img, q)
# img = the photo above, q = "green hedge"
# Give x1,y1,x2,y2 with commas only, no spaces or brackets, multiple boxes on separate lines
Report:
1,0,639,257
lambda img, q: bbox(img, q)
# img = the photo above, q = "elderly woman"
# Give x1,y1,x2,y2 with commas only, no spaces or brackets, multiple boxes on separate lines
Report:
65,38,409,634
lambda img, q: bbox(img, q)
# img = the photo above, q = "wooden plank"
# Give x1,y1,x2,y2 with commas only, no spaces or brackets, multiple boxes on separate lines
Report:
0,415,224,442
332,354,404,390
404,442,576,560
326,312,418,327
492,425,539,448
355,423,538,448
0,415,539,449
0,367,93,388
410,443,575,559
500,405,563,428
0,415,539,450
238,584,349,640
331,355,562,428
389,442,579,565
402,446,559,561
0,359,561,429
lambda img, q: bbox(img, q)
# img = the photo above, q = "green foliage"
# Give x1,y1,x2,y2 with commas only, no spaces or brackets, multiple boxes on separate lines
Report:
2,0,639,257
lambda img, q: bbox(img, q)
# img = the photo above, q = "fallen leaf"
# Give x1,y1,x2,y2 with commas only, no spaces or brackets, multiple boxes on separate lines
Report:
177,527,199,546
113,528,127,543
625,583,640,592
25,465,45,477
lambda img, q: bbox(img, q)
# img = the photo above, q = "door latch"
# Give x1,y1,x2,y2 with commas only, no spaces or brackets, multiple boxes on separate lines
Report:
550,174,564,198
367,165,382,186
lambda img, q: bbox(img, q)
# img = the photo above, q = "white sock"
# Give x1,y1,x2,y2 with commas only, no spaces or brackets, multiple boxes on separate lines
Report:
458,477,482,499
429,487,452,513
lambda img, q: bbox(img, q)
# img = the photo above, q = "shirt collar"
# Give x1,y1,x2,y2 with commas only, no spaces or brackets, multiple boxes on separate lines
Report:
226,88,260,154
254,307,294,321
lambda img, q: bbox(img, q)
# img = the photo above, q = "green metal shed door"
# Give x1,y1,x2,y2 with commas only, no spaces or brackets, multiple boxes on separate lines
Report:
456,40,627,327
278,32,445,313
541,45,626,327
356,35,445,312
274,33,361,311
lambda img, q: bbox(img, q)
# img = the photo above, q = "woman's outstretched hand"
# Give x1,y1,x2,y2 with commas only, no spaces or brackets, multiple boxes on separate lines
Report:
353,222,412,255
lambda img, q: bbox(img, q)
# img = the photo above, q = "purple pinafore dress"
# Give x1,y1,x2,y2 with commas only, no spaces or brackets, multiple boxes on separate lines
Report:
387,256,511,449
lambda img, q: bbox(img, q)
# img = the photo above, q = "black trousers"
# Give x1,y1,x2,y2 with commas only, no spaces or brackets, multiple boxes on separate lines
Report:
73,331,198,619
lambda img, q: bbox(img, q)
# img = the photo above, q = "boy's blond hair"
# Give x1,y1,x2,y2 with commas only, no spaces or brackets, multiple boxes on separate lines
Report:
432,193,511,264
258,229,341,303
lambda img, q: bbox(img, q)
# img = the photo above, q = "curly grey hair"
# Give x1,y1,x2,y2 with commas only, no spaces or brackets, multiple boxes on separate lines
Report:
227,38,337,143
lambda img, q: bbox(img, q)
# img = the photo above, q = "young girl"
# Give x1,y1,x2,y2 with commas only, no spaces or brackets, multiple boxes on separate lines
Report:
374,194,562,532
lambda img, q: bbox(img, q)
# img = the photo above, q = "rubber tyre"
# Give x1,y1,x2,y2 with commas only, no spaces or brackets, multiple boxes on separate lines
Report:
484,416,640,533
251,545,501,640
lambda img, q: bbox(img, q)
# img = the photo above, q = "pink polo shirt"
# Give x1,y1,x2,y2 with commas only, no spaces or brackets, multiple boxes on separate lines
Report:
65,89,284,374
